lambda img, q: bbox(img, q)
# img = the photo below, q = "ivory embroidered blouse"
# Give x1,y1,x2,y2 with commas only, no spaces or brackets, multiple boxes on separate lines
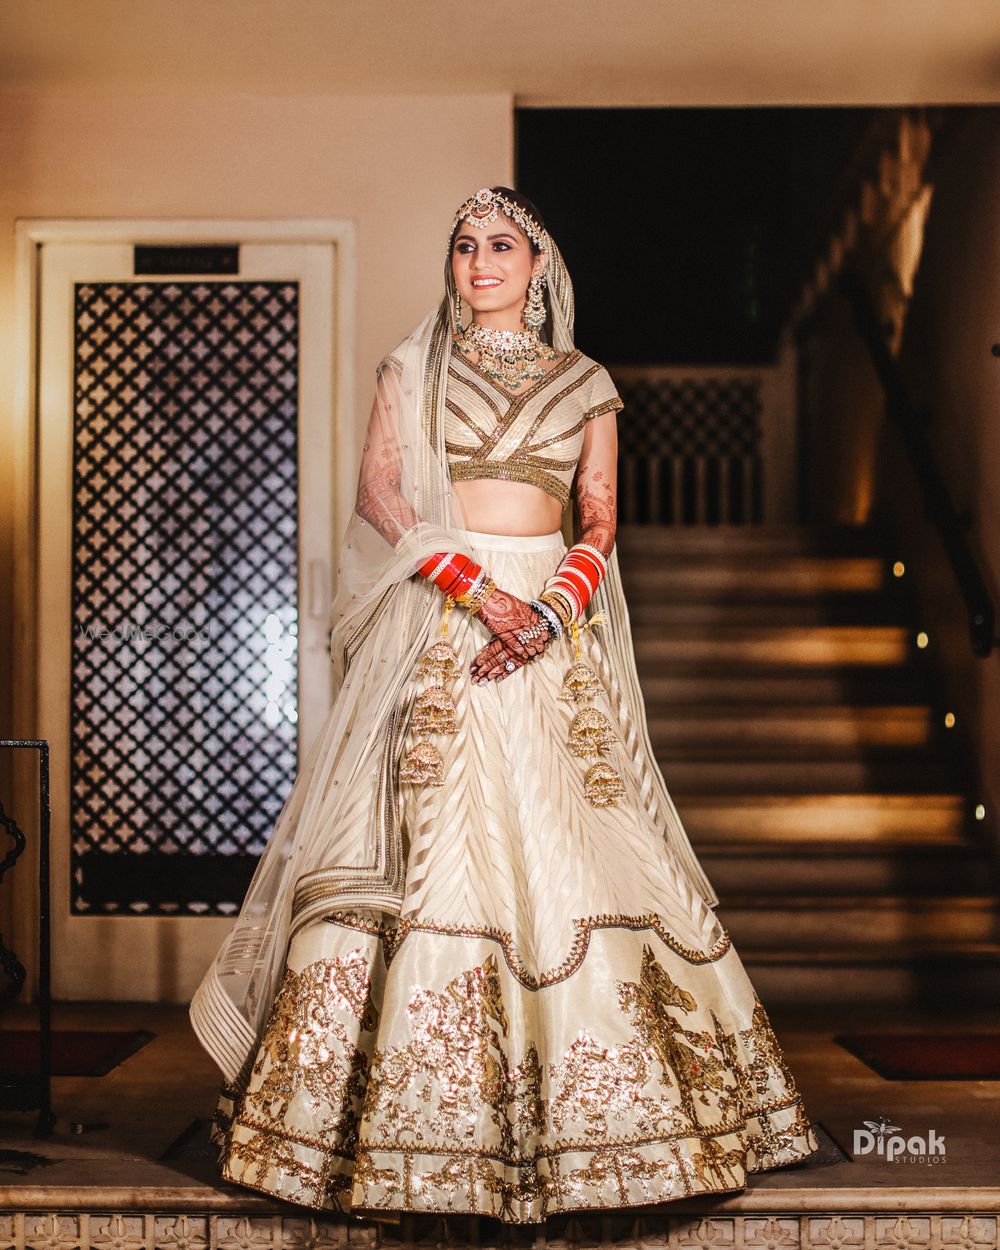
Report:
442,348,624,511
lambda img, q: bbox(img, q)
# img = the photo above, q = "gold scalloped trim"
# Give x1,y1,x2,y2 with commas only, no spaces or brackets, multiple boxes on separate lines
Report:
320,909,732,990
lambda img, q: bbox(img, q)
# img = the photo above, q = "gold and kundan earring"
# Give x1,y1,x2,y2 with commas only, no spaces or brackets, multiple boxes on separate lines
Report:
453,289,464,334
522,269,547,331
400,552,496,786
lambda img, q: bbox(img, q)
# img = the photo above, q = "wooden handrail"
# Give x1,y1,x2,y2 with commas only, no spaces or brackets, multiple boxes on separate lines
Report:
839,267,996,657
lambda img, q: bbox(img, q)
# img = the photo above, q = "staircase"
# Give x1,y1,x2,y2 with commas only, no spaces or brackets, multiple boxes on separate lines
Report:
616,523,1000,1006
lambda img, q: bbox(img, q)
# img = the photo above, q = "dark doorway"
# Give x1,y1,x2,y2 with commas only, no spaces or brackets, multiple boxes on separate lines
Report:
515,107,882,366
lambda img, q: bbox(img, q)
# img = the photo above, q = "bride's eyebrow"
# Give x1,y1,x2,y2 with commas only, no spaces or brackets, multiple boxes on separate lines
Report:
454,231,519,245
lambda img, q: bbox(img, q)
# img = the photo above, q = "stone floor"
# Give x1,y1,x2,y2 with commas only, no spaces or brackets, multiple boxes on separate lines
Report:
1,1000,999,1248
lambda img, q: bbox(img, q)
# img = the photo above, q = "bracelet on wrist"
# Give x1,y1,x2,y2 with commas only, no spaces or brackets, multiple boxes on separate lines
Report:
457,572,495,617
529,598,563,640
537,587,574,627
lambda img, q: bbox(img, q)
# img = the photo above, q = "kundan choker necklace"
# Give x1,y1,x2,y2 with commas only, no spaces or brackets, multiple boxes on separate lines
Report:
455,321,557,391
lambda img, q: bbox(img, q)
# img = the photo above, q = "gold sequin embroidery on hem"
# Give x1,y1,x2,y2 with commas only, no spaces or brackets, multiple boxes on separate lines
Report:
217,938,818,1223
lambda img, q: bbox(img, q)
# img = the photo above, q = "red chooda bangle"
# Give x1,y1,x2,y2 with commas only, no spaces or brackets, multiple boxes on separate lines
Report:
418,551,484,601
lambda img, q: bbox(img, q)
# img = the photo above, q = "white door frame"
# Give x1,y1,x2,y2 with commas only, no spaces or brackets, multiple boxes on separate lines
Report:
10,218,357,1000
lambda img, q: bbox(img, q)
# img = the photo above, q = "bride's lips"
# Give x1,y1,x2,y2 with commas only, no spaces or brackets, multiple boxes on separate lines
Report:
471,277,503,287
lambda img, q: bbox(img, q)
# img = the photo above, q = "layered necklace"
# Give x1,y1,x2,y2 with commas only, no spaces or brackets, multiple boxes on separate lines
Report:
454,320,557,391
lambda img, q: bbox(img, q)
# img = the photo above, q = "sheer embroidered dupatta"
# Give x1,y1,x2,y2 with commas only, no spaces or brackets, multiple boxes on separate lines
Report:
189,306,479,1088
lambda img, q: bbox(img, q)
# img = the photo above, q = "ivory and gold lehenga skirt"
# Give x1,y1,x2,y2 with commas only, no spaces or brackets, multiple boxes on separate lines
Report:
215,528,820,1222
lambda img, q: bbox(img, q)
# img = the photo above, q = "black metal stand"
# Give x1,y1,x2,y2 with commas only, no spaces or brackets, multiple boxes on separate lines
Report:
0,739,55,1134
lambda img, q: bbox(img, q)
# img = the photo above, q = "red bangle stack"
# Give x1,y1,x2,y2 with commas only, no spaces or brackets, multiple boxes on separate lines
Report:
418,551,484,600
543,543,609,619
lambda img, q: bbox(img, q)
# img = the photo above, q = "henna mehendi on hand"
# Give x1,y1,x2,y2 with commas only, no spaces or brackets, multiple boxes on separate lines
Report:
470,587,552,682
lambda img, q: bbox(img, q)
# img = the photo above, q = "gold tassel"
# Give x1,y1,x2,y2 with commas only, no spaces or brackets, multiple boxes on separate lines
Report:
584,761,626,807
568,705,617,758
561,613,626,808
559,660,604,704
400,596,461,788
411,684,458,735
399,738,445,786
415,639,461,683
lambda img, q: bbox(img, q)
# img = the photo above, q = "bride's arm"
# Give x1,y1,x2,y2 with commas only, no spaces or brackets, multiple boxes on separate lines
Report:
353,361,422,543
573,405,619,560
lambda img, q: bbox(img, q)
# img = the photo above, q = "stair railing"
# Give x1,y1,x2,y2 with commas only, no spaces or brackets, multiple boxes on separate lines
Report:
838,266,997,657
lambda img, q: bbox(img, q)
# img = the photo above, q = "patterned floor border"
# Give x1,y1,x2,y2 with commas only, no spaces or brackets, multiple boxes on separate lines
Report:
1,1211,998,1250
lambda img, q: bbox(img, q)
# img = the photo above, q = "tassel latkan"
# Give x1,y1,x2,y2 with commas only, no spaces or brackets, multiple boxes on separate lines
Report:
400,595,461,788
560,613,626,808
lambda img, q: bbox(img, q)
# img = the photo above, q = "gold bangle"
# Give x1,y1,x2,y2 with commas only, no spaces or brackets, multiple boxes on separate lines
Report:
538,588,573,627
458,575,495,616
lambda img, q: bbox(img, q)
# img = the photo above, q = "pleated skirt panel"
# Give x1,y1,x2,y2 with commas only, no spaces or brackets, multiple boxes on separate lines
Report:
216,528,820,1221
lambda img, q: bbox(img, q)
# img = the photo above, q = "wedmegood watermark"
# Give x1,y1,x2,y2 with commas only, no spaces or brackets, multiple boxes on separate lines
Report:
77,620,216,645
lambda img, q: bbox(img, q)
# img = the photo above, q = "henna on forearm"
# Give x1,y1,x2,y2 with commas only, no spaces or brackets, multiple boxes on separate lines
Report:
353,363,425,549
575,463,617,558
355,444,420,546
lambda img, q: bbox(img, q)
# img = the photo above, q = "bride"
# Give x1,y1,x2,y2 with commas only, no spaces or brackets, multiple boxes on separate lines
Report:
189,185,819,1222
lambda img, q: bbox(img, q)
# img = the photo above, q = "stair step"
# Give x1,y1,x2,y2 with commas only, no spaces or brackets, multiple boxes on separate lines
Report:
719,894,1000,948
638,667,926,705
658,753,958,793
620,557,889,597
743,942,1000,1005
634,625,913,665
625,596,906,627
613,524,994,1011
648,705,937,749
699,847,994,897
677,792,970,841
614,522,887,557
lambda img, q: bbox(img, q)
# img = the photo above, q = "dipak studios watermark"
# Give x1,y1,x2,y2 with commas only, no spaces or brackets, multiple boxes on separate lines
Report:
854,1115,946,1165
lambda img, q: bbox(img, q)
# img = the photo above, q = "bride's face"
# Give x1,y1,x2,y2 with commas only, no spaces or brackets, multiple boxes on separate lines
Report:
451,211,546,321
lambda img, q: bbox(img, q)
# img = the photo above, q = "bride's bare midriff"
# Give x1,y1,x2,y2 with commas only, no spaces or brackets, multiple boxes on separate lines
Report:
451,478,563,536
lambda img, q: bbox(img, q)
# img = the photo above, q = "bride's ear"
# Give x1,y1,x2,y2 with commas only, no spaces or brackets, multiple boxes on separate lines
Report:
533,250,549,278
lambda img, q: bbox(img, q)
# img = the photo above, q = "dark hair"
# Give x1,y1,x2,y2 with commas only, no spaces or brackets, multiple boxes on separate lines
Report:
447,185,554,342
488,185,547,253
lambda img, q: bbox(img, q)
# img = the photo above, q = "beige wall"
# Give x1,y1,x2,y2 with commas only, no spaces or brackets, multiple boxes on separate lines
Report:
0,90,512,397
0,88,511,973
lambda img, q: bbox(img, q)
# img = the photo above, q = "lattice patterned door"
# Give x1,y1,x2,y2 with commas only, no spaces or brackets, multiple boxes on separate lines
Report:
35,239,339,998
